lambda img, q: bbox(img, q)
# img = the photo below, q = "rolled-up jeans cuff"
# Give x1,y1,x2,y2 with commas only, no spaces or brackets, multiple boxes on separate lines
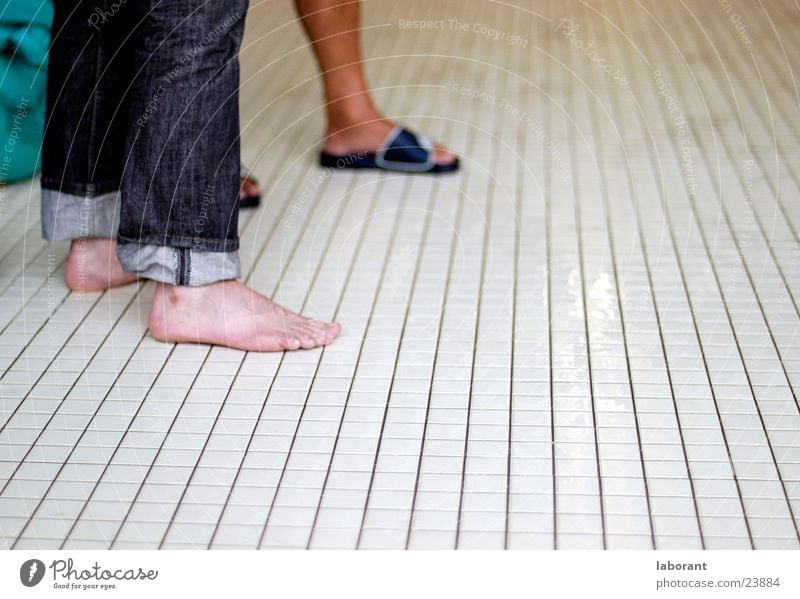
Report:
41,188,120,241
42,187,241,286
116,243,241,286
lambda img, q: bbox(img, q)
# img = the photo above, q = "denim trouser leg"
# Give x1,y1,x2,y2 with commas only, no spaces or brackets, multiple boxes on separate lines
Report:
41,0,248,285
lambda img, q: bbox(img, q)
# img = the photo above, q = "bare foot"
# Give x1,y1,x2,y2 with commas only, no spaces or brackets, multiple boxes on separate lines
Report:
148,280,341,351
240,176,261,200
324,117,456,166
64,238,138,292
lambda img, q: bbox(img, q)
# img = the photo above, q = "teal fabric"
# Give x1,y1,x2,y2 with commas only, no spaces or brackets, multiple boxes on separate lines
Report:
0,0,53,183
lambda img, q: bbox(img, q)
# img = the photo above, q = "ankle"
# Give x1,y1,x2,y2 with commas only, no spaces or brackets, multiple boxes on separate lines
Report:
154,280,236,306
149,283,189,334
65,237,127,292
154,281,207,306
154,282,180,303
325,97,382,132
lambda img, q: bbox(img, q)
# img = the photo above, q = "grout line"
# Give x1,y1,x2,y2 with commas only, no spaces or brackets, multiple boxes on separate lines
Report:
255,1,419,549
402,5,487,548
599,0,707,549
0,288,107,433
454,1,502,548
543,0,557,550
353,7,460,548
503,6,529,550
255,173,382,548
616,0,758,549
7,285,146,547
578,0,656,549
304,176,414,549
653,0,800,543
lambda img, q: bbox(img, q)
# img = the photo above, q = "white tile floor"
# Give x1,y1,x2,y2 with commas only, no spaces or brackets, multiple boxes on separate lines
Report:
2,0,800,549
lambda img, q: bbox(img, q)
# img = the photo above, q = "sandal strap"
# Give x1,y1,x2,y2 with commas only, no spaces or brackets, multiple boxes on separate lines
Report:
374,126,435,172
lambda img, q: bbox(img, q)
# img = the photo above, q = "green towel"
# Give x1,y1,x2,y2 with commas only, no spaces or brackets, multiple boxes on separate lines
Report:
0,0,53,183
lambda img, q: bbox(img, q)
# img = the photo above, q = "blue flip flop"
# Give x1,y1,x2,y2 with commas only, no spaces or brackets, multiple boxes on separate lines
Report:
319,125,459,173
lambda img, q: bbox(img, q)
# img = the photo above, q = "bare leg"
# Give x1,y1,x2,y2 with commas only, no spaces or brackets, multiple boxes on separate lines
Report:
294,0,454,163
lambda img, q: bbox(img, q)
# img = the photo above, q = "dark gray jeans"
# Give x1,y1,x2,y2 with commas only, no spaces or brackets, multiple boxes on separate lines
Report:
41,0,248,285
